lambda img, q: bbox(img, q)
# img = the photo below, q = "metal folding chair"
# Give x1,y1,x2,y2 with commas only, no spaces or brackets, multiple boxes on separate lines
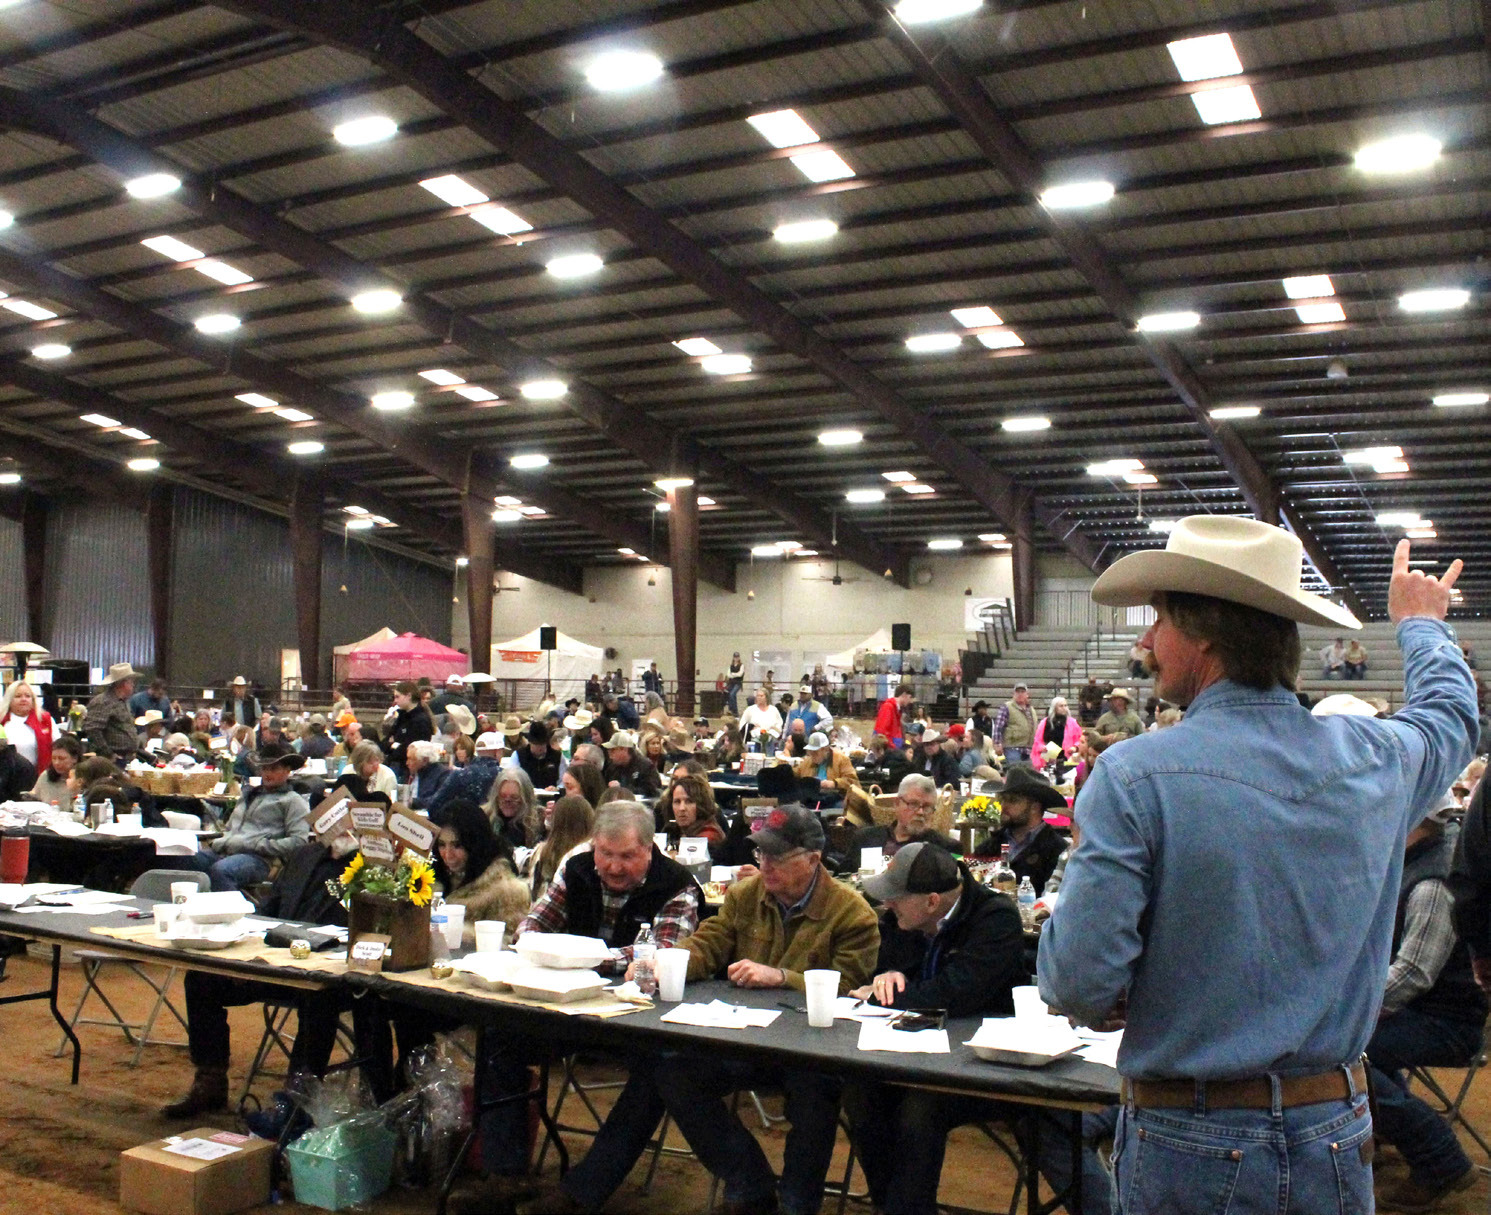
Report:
53,868,207,1065
1410,1046,1491,1162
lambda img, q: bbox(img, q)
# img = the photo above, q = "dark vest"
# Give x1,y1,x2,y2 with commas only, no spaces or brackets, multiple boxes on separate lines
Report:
561,848,700,947
1396,832,1489,1026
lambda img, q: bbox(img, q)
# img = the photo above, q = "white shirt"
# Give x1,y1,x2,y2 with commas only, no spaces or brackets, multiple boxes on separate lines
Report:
371,764,399,799
2,714,58,768
739,704,783,739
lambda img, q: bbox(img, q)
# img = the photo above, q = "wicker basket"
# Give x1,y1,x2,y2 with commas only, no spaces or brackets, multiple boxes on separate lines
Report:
176,770,219,796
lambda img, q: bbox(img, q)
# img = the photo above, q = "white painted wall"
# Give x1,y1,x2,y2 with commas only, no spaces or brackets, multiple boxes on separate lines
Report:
453,553,1014,680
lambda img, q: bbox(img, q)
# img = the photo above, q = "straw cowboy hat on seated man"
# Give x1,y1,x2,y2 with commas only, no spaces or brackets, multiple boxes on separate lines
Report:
1037,515,1477,1215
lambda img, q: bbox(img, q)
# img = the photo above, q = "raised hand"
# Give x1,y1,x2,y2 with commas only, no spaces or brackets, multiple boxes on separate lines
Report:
1388,539,1463,624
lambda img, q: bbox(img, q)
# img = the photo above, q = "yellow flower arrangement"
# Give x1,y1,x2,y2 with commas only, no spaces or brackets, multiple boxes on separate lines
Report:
340,852,365,887
406,857,436,907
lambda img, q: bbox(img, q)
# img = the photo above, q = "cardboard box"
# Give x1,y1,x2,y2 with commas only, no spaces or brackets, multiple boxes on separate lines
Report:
120,1128,272,1215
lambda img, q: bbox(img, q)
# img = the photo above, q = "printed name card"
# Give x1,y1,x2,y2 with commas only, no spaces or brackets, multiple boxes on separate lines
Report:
312,803,354,848
386,809,434,856
348,934,389,973
357,831,396,866
678,837,710,864
209,736,227,750
350,805,388,832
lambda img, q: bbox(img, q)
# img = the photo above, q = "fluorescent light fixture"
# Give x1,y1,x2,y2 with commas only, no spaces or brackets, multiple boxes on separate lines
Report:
235,392,277,409
509,453,549,470
894,0,981,22
584,49,664,92
1192,84,1261,126
976,329,1025,349
1087,458,1145,476
81,413,121,428
1406,528,1437,540
789,149,856,182
905,333,961,353
370,391,414,411
1344,446,1403,465
1124,471,1159,485
1295,301,1345,324
1283,274,1334,299
818,429,863,446
0,211,12,229
343,505,369,515
697,495,716,507
470,206,533,236
193,313,239,334
1040,180,1115,209
1399,288,1469,313
274,407,313,422
654,477,694,491
142,235,205,261
194,260,253,286
546,252,604,278
673,337,722,357
1149,519,1178,533
124,173,180,198
1209,405,1261,420
1355,133,1441,175
701,353,752,375
1167,33,1244,81
520,380,567,400
288,440,324,455
516,505,546,516
751,544,786,557
927,538,964,550
493,495,521,507
978,532,1007,543
901,482,936,495
950,305,1002,328
846,489,886,503
126,457,160,472
882,470,916,483
1001,415,1051,432
1376,511,1425,527
773,218,838,243
794,549,818,557
1374,459,1410,473
346,516,376,530
418,369,464,386
491,510,523,523
1433,391,1489,407
118,427,151,441
2,299,56,320
0,472,19,485
454,556,469,567
419,174,488,207
454,385,499,402
333,116,398,146
617,547,635,556
778,541,803,552
30,343,70,359
746,109,819,149
654,501,671,513
1137,311,1200,332
350,289,401,313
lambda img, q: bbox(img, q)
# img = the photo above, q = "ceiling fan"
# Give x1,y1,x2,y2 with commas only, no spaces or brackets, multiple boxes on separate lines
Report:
801,512,864,585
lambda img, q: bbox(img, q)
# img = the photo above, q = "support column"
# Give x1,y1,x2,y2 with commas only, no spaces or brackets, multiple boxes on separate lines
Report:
288,475,323,691
20,491,47,648
1012,493,1036,633
667,484,699,717
144,485,174,678
462,494,495,676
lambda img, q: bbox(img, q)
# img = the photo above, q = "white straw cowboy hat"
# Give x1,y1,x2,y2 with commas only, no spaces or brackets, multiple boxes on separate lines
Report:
1092,515,1361,631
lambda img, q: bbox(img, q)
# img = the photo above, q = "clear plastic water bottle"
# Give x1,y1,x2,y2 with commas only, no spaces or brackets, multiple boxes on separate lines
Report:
1017,876,1037,927
429,907,450,964
632,922,657,996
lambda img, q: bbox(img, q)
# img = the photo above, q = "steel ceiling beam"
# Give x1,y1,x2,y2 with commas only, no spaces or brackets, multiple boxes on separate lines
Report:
213,0,1104,574
860,0,1368,619
0,87,866,588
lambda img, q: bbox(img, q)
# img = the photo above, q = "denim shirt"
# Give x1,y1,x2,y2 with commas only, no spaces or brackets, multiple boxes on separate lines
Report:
1038,618,1477,1081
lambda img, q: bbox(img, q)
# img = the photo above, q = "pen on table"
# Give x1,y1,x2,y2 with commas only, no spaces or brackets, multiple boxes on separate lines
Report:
126,910,150,918
776,1001,805,1013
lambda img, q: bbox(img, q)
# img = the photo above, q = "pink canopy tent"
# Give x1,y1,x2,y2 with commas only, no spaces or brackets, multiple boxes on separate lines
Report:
340,632,469,683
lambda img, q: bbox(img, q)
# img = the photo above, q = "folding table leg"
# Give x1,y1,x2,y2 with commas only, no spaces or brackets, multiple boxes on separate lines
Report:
51,947,80,1085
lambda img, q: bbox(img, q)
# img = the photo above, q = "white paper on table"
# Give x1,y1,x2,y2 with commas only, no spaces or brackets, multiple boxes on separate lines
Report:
966,1017,1085,1060
37,889,134,906
660,999,781,1029
0,882,79,909
310,924,348,939
302,758,327,775
1074,1029,1123,1069
139,828,201,855
857,1019,950,1053
162,1138,240,1161
41,820,92,838
15,903,124,915
833,996,897,1022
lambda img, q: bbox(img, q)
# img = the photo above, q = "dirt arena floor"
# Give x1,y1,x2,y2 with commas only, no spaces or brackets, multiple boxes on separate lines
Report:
0,950,1487,1214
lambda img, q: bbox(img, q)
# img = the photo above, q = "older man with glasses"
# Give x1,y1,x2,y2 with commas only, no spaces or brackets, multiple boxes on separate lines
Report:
842,773,960,874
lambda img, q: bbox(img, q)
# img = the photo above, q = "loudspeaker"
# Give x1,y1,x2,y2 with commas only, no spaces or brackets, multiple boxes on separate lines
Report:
891,622,911,652
539,625,557,651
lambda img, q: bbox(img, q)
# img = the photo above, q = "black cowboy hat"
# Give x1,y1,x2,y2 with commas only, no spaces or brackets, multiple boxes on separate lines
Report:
256,741,306,771
999,764,1067,811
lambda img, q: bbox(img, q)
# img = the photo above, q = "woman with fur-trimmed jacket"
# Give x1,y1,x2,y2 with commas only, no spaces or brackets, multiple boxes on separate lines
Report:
432,799,530,946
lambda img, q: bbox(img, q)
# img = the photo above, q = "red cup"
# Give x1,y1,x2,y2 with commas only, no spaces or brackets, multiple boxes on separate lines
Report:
0,832,30,884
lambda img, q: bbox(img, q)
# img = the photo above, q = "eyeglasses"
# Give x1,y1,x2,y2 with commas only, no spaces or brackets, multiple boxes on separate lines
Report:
754,847,810,866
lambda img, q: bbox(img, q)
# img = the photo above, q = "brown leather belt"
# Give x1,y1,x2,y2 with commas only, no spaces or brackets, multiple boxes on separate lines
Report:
1122,1063,1367,1110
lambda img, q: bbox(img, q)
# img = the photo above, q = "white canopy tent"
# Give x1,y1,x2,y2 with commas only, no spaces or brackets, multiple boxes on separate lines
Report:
490,627,605,709
331,626,397,684
825,628,894,675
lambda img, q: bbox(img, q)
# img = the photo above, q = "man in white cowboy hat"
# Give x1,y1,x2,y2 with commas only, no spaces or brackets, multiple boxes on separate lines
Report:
1039,516,1477,1213
1094,687,1144,744
84,662,143,759
913,727,960,787
428,673,473,717
225,675,259,734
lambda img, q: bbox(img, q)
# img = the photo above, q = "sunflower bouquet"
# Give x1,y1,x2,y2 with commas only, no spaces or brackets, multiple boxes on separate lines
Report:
957,794,1002,826
326,849,436,907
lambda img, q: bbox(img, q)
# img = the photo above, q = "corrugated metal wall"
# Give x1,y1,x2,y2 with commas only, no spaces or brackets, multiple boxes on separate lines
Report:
0,516,25,639
44,498,153,673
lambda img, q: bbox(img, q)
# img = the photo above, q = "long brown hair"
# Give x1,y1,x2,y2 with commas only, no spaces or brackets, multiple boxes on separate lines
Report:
536,795,596,886
666,771,718,826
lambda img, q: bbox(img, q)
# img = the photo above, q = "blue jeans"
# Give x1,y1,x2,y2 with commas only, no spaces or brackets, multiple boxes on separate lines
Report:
726,684,741,715
1367,1008,1481,1187
173,850,270,893
1005,747,1031,766
654,1055,842,1215
560,1060,666,1206
843,1082,1115,1215
1114,1084,1373,1214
